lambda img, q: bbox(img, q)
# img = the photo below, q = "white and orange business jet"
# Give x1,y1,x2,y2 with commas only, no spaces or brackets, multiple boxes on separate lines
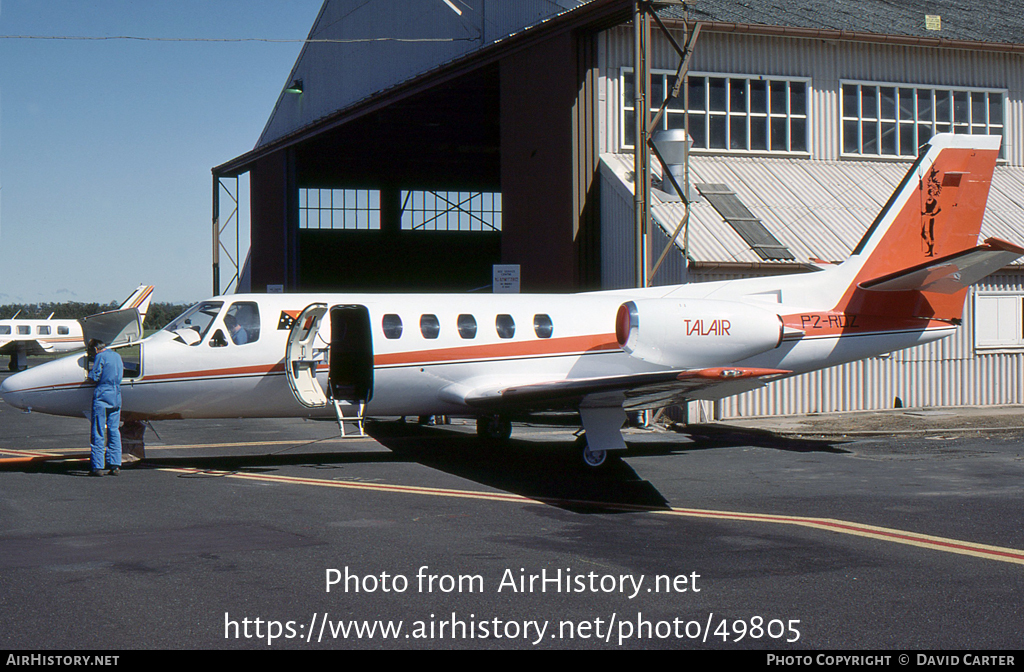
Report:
0,286,153,372
2,135,1022,467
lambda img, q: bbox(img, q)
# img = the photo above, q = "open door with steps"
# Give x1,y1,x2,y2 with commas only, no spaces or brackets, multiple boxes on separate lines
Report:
285,303,374,437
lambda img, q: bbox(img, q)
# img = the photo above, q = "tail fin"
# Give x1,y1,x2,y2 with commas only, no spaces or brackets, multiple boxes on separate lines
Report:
835,133,1008,321
849,133,1000,274
118,285,154,322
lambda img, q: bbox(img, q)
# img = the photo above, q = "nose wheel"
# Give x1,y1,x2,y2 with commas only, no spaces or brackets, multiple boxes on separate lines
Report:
576,434,608,468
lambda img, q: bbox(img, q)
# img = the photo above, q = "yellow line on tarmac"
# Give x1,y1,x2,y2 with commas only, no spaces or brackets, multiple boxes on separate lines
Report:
0,438,355,458
160,467,1024,566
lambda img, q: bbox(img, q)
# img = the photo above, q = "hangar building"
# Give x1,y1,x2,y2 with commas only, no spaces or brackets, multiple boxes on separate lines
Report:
214,0,1024,419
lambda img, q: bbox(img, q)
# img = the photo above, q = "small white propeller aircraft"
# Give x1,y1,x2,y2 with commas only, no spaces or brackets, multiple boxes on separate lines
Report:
2,135,1021,467
0,286,153,371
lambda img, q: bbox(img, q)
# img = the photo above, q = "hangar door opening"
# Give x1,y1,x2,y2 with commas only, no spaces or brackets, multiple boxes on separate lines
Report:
297,187,502,291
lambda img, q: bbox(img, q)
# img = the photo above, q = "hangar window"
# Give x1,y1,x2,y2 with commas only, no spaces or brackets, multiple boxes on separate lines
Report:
495,314,515,339
401,191,501,231
974,292,1024,351
420,314,440,339
841,81,1006,158
621,70,810,154
382,314,403,339
37,326,50,335
58,326,69,335
533,314,553,339
299,189,380,230
18,326,29,335
457,314,477,339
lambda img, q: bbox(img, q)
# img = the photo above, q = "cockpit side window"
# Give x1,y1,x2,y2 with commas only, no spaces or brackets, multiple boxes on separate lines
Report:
0,325,11,335
164,301,224,344
224,302,260,345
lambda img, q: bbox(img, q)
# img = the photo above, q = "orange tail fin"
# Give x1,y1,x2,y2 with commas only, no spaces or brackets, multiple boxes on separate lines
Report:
837,134,1003,321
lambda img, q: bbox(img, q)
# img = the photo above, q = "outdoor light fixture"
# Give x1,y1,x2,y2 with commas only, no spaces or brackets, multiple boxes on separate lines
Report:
286,79,304,94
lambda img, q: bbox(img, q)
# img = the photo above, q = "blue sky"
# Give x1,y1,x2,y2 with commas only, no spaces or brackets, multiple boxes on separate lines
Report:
0,0,324,305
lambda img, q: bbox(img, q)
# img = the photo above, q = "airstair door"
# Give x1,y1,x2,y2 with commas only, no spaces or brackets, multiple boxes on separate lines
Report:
329,305,374,404
285,303,329,408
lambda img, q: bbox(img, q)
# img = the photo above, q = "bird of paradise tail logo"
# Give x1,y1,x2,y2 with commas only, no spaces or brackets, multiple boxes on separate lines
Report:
921,166,943,257
920,167,964,258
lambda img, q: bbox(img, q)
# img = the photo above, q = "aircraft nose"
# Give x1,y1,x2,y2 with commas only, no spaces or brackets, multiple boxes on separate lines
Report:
0,371,29,410
0,356,91,415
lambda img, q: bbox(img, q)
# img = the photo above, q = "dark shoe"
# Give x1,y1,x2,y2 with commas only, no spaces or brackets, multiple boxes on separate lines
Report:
89,470,104,477
107,468,120,476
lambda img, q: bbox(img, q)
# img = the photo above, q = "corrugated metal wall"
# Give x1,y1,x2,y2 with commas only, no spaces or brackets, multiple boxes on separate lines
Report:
598,25,1024,165
597,23,1024,417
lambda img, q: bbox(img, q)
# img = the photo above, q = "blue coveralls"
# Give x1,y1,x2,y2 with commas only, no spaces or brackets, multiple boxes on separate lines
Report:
89,348,123,471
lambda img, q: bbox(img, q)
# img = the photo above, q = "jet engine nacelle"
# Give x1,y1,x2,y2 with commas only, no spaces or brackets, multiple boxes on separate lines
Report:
616,299,784,368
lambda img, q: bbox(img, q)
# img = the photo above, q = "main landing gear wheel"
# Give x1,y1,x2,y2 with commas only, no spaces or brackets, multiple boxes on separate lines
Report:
477,415,512,441
576,434,607,468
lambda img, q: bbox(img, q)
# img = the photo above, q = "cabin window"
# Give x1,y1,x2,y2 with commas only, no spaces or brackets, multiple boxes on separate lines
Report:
495,314,515,339
534,314,554,339
224,302,260,345
420,314,440,339
58,326,69,335
382,314,403,339
0,326,9,335
17,326,29,335
457,314,477,339
37,326,50,335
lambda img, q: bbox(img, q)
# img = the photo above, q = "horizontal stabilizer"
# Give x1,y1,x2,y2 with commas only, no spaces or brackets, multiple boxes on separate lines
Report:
859,238,1024,294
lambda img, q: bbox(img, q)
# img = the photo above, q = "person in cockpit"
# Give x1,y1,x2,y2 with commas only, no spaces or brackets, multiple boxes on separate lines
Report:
224,313,248,345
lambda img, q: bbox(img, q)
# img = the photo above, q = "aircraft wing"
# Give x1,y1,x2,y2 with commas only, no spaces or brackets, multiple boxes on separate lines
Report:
0,340,51,357
858,238,1024,294
458,367,790,412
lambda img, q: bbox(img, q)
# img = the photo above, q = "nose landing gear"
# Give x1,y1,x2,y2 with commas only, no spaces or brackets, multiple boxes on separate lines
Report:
576,433,608,468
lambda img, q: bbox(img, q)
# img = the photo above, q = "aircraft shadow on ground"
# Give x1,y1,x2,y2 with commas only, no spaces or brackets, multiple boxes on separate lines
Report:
665,423,850,455
4,420,846,514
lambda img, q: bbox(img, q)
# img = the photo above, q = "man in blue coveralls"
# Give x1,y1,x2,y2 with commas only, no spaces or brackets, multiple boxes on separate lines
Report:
88,339,123,477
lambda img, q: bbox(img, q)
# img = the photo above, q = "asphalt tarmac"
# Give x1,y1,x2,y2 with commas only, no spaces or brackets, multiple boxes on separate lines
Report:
1,370,1022,651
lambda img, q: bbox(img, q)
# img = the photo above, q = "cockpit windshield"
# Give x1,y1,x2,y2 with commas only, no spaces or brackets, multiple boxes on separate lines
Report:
164,301,223,343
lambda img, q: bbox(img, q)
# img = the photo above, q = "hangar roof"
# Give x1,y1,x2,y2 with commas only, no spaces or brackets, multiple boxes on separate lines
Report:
221,0,1024,176
665,0,1024,48
256,0,592,150
601,153,1024,267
